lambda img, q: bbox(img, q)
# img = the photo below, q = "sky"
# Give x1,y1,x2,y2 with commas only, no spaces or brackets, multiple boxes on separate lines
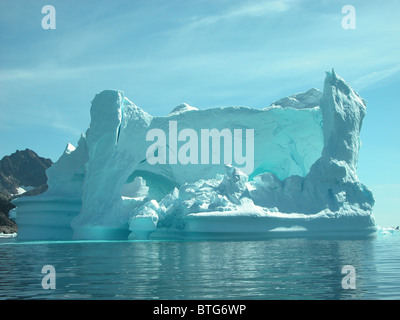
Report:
0,0,399,226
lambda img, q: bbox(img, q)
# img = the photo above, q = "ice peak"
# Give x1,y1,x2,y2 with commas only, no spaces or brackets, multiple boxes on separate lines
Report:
64,143,76,155
170,103,198,115
270,87,322,109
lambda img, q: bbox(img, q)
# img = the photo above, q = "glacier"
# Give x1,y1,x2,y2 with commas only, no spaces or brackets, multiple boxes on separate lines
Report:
14,70,376,240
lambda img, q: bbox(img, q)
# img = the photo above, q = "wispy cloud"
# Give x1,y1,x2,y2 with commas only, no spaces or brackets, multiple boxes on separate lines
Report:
50,122,82,137
187,0,295,28
0,63,137,82
0,100,83,138
353,65,400,90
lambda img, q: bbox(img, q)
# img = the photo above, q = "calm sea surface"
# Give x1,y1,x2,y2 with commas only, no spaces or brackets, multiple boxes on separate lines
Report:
0,232,399,300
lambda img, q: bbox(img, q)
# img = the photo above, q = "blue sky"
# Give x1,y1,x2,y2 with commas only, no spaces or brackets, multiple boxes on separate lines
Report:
0,0,399,226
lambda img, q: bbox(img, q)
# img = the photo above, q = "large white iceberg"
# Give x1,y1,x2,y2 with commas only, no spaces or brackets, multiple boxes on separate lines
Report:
14,70,376,240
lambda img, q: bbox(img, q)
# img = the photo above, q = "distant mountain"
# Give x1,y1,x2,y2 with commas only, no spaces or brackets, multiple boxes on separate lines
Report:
0,149,53,234
0,149,53,197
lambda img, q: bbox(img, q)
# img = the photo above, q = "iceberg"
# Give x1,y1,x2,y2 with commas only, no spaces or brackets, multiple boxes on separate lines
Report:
14,70,376,240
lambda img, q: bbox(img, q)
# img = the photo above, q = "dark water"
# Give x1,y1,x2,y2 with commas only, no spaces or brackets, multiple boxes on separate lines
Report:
0,233,399,300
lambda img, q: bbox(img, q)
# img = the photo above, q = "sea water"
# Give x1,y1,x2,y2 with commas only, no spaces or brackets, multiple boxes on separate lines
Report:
0,231,399,300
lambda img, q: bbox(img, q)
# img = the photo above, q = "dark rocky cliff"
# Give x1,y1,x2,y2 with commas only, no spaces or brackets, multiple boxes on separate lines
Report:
0,149,53,234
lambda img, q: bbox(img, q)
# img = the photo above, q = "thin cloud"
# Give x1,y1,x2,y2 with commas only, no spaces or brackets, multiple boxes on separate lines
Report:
0,100,83,138
187,0,295,28
50,122,82,137
353,65,400,90
0,62,142,82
